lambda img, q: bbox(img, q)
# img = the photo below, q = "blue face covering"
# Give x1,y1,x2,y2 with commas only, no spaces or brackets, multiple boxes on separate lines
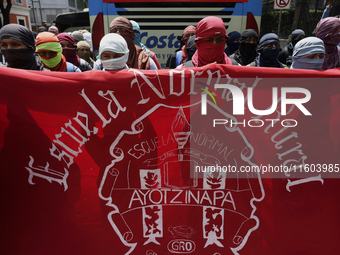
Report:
291,37,325,70
133,32,141,45
291,58,324,70
133,32,146,51
261,47,281,64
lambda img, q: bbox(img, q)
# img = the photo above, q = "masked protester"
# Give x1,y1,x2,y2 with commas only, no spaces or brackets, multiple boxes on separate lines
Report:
35,32,81,72
57,33,92,71
225,31,241,56
166,25,196,68
130,20,161,69
99,33,129,71
316,17,340,69
291,37,325,70
278,29,305,66
109,17,152,70
230,29,259,66
0,24,46,70
178,16,232,68
249,33,285,68
182,35,196,63
76,41,94,68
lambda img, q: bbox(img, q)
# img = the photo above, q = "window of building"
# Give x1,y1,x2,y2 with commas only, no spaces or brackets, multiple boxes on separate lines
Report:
17,16,26,26
68,0,76,8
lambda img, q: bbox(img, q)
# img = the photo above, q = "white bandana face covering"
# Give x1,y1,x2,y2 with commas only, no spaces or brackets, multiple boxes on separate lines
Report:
101,54,129,70
99,33,129,70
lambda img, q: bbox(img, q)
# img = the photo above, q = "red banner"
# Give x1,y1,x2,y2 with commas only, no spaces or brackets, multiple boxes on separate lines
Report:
1,65,340,255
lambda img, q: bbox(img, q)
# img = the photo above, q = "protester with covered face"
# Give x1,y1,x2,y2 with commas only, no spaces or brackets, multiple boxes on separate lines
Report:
109,17,155,70
225,31,241,56
76,41,94,68
35,32,81,72
248,33,286,68
277,29,305,66
230,29,259,66
166,25,195,68
57,33,92,71
182,35,196,63
178,16,232,68
291,37,325,70
130,20,161,69
0,24,47,70
316,17,340,69
98,33,130,71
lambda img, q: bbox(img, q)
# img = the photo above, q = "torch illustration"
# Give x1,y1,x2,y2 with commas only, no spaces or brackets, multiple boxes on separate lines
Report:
171,108,192,161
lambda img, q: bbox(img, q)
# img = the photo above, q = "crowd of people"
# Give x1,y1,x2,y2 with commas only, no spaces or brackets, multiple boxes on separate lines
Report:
0,14,340,72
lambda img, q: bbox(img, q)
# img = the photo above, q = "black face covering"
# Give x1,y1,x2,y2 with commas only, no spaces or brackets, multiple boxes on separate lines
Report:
186,47,196,61
259,47,281,67
1,49,44,70
0,24,44,70
237,43,258,65
232,29,259,65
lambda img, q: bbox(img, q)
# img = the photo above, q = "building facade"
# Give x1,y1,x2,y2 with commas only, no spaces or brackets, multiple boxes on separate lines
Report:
27,0,86,31
0,0,32,29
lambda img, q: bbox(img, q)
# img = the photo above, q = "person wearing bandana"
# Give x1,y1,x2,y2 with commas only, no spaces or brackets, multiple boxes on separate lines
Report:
109,17,152,70
291,37,325,70
277,29,305,67
225,31,241,56
248,33,286,68
99,33,130,71
166,25,196,68
35,32,81,72
182,35,196,63
230,29,259,66
0,24,46,71
316,17,340,70
57,33,92,72
178,16,232,68
76,41,94,68
130,20,161,69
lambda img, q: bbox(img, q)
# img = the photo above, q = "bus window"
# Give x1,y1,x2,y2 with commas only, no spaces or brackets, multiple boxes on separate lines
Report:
88,0,263,68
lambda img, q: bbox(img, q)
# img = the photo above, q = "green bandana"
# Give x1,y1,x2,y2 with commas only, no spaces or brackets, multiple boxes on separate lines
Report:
36,42,62,68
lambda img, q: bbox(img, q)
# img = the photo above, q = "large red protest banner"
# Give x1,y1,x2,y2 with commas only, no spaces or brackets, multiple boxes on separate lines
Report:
1,65,340,255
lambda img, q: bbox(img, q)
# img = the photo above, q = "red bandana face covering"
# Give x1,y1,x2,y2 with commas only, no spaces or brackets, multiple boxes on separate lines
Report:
191,16,231,67
194,39,227,66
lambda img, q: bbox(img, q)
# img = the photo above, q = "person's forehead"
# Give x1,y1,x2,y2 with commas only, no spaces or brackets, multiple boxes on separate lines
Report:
0,38,23,43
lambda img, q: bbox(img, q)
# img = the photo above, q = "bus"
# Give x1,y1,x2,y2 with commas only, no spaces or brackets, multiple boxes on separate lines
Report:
88,0,263,68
